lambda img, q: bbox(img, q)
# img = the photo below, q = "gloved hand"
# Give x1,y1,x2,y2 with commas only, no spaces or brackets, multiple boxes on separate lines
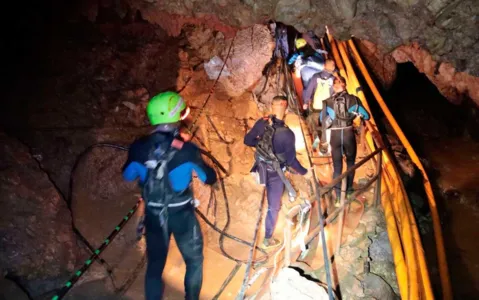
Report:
294,57,303,71
304,167,314,180
352,111,364,119
136,215,145,241
319,143,329,154
312,137,320,150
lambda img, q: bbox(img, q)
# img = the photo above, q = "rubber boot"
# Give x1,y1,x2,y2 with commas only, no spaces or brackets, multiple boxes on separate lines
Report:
262,237,281,249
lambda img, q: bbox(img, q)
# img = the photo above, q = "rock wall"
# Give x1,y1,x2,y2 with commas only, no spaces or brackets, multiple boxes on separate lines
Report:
78,0,479,108
313,208,399,300
358,39,479,106
0,133,79,297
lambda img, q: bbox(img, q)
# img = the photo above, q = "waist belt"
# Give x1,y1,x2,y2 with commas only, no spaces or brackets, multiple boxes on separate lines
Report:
255,156,297,199
147,198,194,208
330,125,353,130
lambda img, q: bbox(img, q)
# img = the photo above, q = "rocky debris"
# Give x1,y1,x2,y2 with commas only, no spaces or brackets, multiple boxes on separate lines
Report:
184,25,226,60
385,134,415,177
312,207,399,299
110,87,150,127
270,267,329,300
0,132,79,297
368,230,399,295
362,273,399,300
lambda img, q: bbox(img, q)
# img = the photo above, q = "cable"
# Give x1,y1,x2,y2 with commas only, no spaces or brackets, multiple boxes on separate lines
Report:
54,141,266,299
188,34,237,133
212,263,242,300
237,187,267,300
214,167,269,264
282,58,335,300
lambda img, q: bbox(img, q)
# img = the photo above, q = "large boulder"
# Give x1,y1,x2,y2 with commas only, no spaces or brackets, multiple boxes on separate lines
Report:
216,24,274,97
0,132,78,297
270,267,329,300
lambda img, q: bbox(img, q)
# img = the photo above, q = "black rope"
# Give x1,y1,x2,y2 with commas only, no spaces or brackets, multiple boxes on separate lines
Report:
282,58,335,300
189,34,237,133
51,201,140,300
212,263,242,300
237,188,267,299
214,165,269,264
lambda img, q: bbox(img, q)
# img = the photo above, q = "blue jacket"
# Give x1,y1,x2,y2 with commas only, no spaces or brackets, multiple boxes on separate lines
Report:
244,117,307,175
122,131,217,193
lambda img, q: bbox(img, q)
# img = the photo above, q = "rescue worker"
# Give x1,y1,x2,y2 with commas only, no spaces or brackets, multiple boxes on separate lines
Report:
244,95,310,248
319,77,370,204
122,91,217,300
288,37,328,88
301,59,338,152
269,21,290,59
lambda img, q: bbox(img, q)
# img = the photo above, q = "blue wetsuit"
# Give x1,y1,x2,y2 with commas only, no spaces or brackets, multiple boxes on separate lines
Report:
244,117,307,239
320,91,370,196
123,129,216,300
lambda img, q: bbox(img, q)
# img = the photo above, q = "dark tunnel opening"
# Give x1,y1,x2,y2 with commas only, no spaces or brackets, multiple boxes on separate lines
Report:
355,55,479,298
385,62,479,299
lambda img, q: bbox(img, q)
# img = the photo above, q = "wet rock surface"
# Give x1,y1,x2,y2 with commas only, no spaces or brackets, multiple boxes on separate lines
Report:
80,0,479,86
0,278,30,300
312,207,399,299
270,268,329,300
358,39,479,106
0,133,79,297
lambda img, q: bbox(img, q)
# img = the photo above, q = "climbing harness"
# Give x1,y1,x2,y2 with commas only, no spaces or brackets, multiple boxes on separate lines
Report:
254,115,297,200
51,141,269,300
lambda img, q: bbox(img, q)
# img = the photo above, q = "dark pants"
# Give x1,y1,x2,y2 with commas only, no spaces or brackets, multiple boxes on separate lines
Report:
144,205,203,300
330,128,357,197
306,108,321,140
265,169,285,239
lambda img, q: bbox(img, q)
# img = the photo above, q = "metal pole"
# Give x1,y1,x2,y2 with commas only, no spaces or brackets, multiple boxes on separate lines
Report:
236,188,267,300
335,178,347,254
284,219,293,267
374,153,382,207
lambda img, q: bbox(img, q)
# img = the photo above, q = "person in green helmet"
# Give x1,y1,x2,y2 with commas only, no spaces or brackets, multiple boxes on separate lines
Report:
122,91,217,300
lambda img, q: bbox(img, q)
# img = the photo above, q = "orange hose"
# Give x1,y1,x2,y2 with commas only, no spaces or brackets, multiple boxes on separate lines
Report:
347,39,451,300
337,40,421,299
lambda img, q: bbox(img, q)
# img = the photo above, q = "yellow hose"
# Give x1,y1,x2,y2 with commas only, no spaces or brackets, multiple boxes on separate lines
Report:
335,40,421,299
347,39,451,300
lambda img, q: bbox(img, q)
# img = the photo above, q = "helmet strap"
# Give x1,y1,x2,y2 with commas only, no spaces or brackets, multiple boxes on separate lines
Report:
154,123,181,134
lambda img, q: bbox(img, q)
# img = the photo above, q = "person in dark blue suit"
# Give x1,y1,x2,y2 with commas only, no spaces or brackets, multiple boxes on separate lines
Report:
244,96,310,248
122,91,216,300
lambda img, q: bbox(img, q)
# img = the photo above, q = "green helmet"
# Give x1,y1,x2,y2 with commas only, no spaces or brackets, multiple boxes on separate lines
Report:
146,91,187,125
